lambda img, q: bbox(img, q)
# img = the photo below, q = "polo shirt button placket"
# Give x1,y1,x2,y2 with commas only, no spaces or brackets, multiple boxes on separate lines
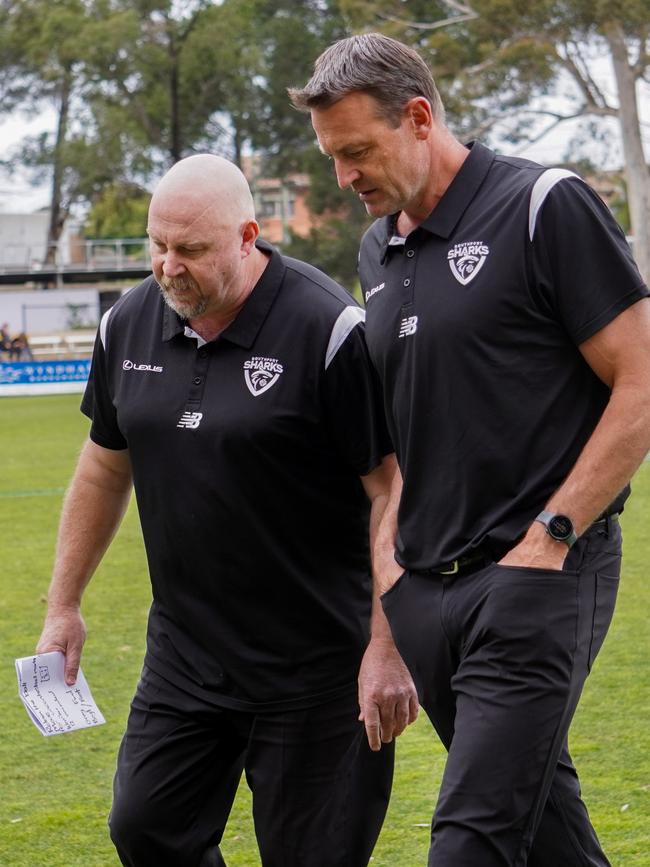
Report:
187,345,211,406
402,245,416,304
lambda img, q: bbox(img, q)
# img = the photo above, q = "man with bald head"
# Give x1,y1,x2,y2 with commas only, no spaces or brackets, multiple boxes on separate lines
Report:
36,154,415,866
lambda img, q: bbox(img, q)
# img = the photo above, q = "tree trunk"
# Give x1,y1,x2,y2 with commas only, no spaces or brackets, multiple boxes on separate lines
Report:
233,121,242,169
169,34,182,164
604,20,650,284
45,73,71,266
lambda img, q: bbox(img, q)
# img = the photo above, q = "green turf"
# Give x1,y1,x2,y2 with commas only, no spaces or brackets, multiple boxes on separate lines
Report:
1,394,648,865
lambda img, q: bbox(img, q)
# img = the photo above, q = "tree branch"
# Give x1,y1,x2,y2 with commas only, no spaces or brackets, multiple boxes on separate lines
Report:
509,116,569,152
376,0,477,31
115,80,161,143
555,41,614,112
462,35,540,77
632,30,650,78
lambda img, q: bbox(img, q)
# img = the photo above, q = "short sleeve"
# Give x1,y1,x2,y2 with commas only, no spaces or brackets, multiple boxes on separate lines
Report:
531,177,648,345
80,326,128,450
321,312,393,476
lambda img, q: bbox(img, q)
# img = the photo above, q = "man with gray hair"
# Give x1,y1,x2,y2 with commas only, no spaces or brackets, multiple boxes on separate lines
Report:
36,153,417,866
291,32,650,867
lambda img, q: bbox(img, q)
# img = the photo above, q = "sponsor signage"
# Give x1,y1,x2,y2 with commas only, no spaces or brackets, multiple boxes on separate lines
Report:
0,360,91,396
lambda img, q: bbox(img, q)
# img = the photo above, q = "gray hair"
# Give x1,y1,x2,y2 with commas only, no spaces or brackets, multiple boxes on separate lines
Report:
288,33,445,127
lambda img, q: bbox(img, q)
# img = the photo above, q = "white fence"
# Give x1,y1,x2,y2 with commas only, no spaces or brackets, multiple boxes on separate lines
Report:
0,238,149,274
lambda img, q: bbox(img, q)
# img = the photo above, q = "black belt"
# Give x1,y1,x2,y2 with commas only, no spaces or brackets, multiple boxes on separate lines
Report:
425,548,492,577
425,513,619,578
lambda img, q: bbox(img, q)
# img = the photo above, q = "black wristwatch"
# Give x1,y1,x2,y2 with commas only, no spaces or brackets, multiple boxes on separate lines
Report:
534,511,578,548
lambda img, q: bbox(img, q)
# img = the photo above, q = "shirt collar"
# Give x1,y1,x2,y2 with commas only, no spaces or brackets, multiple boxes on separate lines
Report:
379,141,495,262
161,238,284,348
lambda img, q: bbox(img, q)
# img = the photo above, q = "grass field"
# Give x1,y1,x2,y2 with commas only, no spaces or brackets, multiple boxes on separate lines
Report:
1,393,649,866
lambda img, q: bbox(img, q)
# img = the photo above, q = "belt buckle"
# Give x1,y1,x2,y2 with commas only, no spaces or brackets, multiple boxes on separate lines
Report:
439,559,459,575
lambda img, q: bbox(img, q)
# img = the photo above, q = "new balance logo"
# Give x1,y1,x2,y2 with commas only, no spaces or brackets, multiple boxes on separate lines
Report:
398,316,418,338
177,412,203,429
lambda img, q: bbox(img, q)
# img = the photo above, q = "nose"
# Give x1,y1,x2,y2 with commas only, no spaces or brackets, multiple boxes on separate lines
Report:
161,251,186,278
334,159,361,191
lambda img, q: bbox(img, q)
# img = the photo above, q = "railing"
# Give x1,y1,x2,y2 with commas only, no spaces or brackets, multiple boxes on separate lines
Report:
0,238,150,275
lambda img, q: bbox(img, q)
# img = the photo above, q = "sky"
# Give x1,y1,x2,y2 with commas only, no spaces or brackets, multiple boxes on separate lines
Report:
0,111,57,213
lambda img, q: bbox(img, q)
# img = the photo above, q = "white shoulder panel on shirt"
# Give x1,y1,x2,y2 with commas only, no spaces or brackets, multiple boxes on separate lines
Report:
99,307,113,351
325,306,365,370
528,168,579,242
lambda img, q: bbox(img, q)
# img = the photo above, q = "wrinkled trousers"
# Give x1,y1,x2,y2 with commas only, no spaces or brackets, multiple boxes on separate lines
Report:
382,516,621,867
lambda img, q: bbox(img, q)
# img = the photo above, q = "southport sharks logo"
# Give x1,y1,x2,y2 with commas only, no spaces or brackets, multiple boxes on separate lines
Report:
243,356,284,396
447,240,490,286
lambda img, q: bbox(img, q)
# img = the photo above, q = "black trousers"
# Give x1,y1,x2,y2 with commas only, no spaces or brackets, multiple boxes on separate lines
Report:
109,667,394,867
382,517,621,867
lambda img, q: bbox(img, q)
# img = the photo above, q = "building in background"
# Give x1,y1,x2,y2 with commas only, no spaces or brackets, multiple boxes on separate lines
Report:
241,156,314,245
0,210,83,269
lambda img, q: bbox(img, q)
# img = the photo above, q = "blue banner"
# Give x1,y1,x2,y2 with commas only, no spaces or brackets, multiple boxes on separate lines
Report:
0,360,91,396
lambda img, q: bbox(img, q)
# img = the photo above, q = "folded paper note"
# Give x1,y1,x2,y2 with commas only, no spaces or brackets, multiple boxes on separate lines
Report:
15,651,105,736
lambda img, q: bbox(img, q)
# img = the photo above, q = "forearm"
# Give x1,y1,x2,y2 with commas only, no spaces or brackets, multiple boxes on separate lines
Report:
546,378,650,534
361,455,402,636
372,465,403,603
360,459,418,747
48,439,132,610
502,301,650,568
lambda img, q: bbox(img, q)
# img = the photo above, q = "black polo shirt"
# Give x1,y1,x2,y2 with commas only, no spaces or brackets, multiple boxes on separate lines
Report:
82,239,391,711
359,141,648,570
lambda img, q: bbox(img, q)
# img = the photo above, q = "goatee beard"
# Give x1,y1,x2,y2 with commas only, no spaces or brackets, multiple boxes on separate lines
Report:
157,275,208,319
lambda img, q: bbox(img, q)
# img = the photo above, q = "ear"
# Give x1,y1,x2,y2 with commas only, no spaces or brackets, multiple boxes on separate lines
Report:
405,96,434,140
240,220,260,257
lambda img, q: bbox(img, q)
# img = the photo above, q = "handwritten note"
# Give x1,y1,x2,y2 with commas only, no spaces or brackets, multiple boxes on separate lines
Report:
15,651,106,736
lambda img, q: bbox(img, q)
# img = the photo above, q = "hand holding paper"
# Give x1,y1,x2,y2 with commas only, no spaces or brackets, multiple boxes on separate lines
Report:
15,651,105,736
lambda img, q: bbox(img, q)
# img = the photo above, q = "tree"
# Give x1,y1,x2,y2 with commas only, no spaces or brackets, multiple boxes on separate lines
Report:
255,1,372,284
84,0,236,168
340,0,650,280
0,0,274,260
0,0,376,283
0,0,129,261
84,181,150,239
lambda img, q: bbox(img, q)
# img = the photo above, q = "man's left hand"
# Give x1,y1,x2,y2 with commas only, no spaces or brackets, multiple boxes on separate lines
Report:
498,520,567,570
358,637,418,751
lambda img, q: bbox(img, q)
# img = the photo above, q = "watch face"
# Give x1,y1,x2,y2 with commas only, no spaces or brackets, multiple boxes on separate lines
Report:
548,514,573,540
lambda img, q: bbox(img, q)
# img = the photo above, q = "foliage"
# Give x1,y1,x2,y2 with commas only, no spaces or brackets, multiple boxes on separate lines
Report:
340,0,642,145
0,394,649,864
0,0,360,271
338,0,650,278
2,0,648,275
83,0,234,166
84,182,150,239
249,1,349,174
247,1,367,284
283,216,366,292
0,1,123,253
